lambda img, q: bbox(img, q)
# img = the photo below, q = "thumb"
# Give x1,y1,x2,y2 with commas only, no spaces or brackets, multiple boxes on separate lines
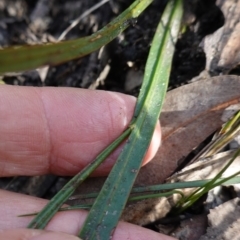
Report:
0,229,81,240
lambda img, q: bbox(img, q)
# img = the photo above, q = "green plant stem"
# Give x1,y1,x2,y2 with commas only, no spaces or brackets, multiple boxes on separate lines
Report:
220,110,240,134
200,111,240,158
27,128,131,229
180,169,240,212
19,176,240,217
19,190,184,217
177,148,240,212
68,176,240,201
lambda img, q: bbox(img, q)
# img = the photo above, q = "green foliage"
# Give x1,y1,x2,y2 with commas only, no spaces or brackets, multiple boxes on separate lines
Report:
0,0,154,74
79,0,183,239
1,0,185,239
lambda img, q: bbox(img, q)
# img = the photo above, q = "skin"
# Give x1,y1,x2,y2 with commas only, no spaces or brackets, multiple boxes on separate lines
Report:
0,85,176,240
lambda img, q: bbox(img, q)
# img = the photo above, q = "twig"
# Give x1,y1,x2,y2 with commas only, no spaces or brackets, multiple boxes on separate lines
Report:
58,0,110,41
39,0,110,82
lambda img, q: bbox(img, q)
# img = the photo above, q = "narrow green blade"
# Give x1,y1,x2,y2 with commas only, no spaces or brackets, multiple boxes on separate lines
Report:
0,0,153,74
27,128,131,229
79,1,184,239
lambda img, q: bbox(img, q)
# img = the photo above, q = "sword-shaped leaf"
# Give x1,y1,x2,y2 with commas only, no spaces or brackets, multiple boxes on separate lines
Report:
79,1,184,239
0,0,153,74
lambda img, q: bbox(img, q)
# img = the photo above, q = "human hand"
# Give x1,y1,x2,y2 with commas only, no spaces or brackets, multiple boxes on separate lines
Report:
0,85,175,240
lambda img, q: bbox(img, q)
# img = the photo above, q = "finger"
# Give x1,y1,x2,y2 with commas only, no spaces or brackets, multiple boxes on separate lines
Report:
0,229,80,240
0,190,175,240
0,85,161,177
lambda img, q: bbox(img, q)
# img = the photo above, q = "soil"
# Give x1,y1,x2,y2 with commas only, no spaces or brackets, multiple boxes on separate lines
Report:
0,0,235,239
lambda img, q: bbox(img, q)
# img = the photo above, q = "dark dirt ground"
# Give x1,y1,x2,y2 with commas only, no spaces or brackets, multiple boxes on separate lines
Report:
0,0,233,239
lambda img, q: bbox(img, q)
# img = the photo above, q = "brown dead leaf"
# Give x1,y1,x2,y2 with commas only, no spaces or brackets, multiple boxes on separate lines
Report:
199,198,240,240
202,0,240,74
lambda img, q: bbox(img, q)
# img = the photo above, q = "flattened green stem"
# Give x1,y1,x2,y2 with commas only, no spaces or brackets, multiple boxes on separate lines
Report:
177,148,240,212
189,111,240,164
205,111,240,156
69,176,240,201
220,110,240,134
19,190,184,217
20,176,240,217
0,0,154,74
79,1,184,239
27,128,131,229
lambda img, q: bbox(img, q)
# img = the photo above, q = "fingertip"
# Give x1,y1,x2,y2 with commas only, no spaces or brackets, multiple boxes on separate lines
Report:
142,121,161,165
93,120,161,176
